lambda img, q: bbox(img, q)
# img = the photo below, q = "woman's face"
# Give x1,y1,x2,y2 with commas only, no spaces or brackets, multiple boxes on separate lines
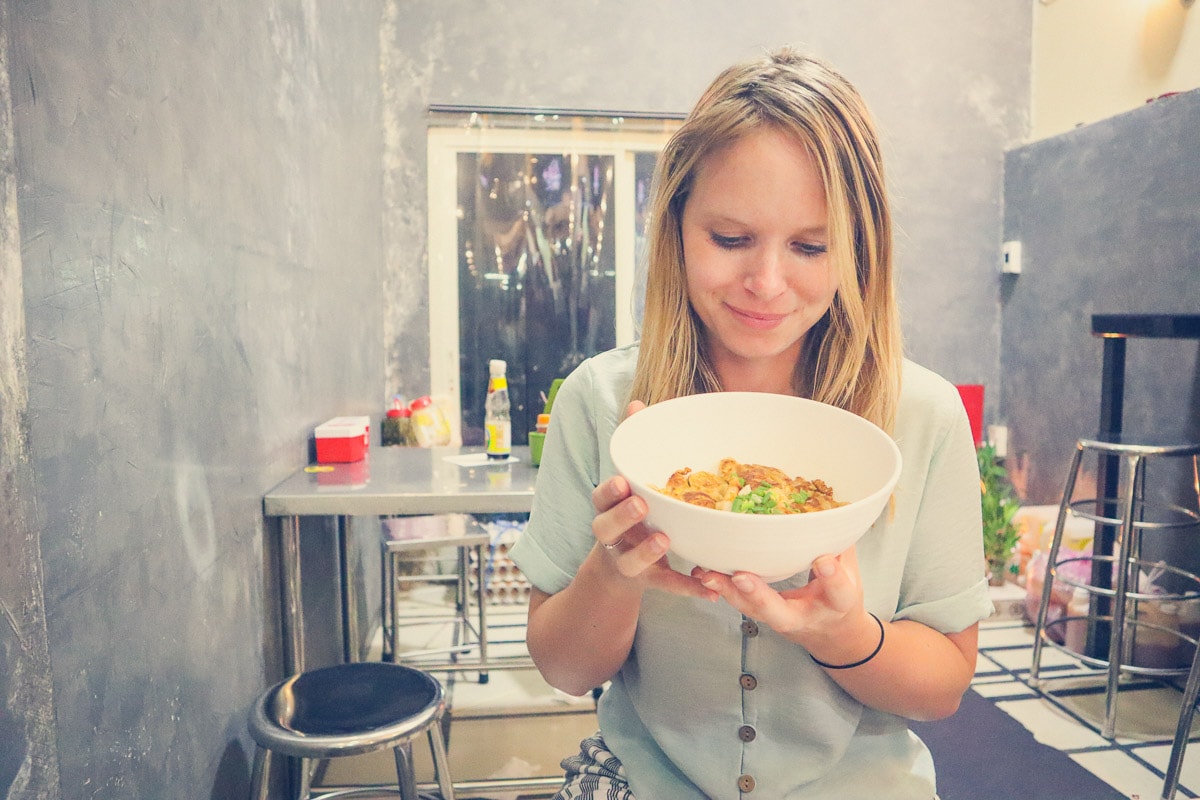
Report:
680,126,838,393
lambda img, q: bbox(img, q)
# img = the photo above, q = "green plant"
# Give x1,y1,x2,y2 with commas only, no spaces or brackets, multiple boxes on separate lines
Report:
977,441,1021,585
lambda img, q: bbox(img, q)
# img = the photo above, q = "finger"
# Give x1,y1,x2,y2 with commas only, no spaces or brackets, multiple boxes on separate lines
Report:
591,474,632,514
652,559,718,601
591,491,647,550
625,399,647,418
693,568,782,618
808,554,861,614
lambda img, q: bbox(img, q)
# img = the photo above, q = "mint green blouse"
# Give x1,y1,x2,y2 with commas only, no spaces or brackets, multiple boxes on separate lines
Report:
511,344,994,799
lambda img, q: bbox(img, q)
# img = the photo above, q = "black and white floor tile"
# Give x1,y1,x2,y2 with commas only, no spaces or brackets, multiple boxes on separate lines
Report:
975,618,1200,800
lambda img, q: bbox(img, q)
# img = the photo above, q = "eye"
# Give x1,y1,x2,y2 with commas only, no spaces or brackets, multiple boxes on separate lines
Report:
793,241,828,257
710,233,748,249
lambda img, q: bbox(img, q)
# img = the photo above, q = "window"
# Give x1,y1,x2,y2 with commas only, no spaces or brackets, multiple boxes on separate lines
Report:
427,109,680,445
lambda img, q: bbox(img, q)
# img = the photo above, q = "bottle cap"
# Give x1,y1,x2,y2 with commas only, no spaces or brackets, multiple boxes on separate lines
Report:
489,359,507,375
386,407,411,418
410,395,433,410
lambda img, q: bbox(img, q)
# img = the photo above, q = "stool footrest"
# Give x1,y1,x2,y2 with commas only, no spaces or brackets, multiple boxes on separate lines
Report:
1066,497,1200,532
1038,615,1198,678
1050,554,1200,602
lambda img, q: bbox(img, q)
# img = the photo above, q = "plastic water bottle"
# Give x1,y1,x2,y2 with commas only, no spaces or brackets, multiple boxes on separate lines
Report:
485,359,512,460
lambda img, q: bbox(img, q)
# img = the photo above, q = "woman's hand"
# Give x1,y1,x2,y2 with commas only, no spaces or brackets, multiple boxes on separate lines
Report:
691,547,869,649
591,401,717,601
592,472,717,602
692,548,979,721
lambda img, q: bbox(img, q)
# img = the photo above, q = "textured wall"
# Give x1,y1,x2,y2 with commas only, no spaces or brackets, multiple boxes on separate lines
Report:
0,2,60,795
5,0,385,796
1002,89,1200,507
381,0,1032,419
3,0,1034,796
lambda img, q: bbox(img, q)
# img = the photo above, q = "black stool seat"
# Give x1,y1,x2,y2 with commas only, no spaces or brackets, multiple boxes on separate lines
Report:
248,662,455,799
258,662,442,751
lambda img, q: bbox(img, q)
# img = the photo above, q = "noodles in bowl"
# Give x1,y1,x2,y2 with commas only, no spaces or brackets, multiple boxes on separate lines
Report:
609,392,902,582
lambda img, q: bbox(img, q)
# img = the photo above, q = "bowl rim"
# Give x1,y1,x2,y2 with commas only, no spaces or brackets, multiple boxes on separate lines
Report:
609,391,903,524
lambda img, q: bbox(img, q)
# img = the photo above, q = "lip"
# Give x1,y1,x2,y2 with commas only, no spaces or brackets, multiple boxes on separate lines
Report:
727,304,789,330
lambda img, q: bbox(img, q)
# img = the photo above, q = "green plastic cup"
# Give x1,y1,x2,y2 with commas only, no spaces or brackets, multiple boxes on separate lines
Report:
528,432,546,466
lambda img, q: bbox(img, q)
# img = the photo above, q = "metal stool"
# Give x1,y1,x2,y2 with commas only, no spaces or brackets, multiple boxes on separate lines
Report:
248,661,456,800
1030,434,1200,739
1163,639,1200,799
381,515,491,682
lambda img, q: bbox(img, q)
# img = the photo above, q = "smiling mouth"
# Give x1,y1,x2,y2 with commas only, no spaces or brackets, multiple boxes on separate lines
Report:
729,305,788,328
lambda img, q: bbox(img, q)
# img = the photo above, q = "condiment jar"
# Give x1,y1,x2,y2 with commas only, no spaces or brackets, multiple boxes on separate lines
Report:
409,396,451,447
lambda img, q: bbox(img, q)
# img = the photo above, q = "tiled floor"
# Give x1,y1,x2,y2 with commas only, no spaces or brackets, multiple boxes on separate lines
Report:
316,583,1200,800
973,617,1200,800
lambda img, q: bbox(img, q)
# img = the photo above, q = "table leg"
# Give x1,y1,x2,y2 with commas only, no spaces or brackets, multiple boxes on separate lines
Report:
338,515,360,662
1088,336,1126,659
281,515,305,676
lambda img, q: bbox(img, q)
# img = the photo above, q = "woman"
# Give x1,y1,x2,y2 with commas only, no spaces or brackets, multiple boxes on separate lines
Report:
509,47,993,799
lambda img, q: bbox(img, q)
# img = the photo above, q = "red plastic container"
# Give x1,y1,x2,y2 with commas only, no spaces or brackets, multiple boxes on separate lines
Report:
955,384,984,447
314,416,370,463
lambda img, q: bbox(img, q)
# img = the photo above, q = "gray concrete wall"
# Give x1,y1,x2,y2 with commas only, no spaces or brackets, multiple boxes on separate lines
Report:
383,0,1033,416
1002,89,1200,506
2,1,1031,796
4,0,386,796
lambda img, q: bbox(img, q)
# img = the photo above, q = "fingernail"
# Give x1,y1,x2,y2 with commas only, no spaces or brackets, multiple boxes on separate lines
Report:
816,559,836,577
732,574,754,592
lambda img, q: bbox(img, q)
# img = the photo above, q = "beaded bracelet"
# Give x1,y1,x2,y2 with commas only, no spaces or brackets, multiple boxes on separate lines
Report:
810,612,885,670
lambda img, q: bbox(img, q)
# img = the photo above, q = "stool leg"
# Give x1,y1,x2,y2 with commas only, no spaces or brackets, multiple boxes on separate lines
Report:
474,543,489,683
429,718,457,800
249,746,270,800
392,741,418,800
1162,645,1200,800
382,538,394,661
1103,453,1143,739
1190,454,1200,516
391,550,402,664
1032,444,1085,682
298,757,314,800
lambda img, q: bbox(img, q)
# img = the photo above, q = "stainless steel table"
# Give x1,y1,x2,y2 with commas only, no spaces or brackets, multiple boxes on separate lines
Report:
262,444,537,676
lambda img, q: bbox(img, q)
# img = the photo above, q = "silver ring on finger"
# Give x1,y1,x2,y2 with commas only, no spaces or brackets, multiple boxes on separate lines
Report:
603,537,624,550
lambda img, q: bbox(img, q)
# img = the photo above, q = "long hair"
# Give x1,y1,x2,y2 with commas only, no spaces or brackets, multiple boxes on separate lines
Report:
628,48,902,433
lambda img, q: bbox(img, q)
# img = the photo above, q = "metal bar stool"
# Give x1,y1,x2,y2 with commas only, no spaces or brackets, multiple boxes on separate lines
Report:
1163,639,1200,799
381,514,491,682
1030,434,1200,739
248,661,456,800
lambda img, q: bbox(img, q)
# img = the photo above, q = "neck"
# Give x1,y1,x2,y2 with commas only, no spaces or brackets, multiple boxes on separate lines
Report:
712,358,797,396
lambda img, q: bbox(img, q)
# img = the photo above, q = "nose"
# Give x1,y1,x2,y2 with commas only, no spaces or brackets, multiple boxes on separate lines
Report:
743,247,788,299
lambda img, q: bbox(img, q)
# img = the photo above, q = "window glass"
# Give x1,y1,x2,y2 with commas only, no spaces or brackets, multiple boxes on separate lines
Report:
427,111,681,444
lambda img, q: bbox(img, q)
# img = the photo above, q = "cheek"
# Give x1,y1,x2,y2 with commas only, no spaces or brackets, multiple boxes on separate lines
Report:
682,243,721,297
799,260,839,301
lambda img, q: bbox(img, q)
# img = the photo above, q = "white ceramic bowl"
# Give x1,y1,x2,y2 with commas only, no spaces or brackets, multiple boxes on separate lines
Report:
609,392,902,582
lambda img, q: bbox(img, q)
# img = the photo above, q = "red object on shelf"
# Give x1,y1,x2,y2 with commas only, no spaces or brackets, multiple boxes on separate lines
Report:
314,416,370,463
955,384,984,447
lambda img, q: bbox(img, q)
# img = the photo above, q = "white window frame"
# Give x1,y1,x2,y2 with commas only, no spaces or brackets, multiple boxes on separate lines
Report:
426,122,677,442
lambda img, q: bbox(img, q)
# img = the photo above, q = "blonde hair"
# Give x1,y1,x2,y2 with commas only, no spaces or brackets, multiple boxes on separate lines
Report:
628,48,903,433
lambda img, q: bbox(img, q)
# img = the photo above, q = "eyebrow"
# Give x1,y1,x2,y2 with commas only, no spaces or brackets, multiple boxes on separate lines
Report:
704,214,829,238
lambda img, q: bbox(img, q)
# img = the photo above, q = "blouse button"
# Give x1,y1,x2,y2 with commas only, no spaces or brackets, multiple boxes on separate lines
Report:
741,619,760,637
738,724,757,742
738,774,756,792
739,673,758,690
